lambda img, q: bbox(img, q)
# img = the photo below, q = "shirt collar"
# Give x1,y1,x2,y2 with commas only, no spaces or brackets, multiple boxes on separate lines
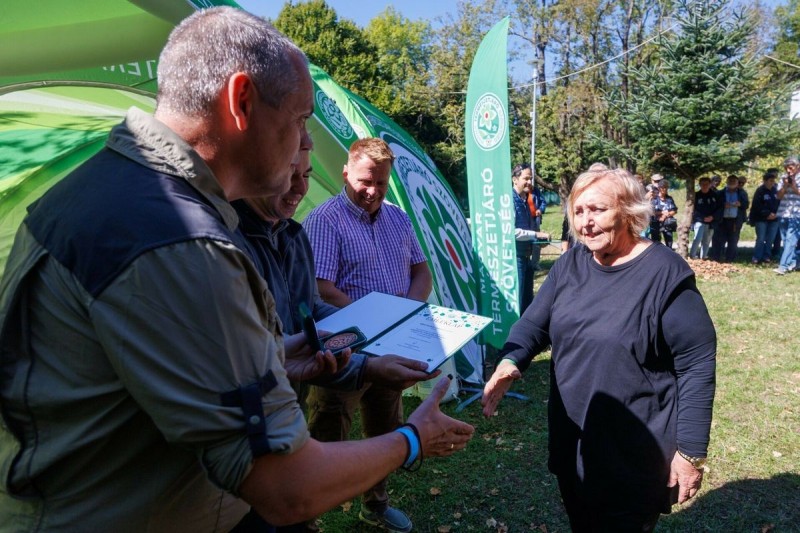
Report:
106,107,239,231
337,187,381,223
233,200,289,239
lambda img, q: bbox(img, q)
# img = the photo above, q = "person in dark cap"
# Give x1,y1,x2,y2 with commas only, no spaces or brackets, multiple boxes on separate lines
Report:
654,179,678,248
748,169,780,264
690,177,718,259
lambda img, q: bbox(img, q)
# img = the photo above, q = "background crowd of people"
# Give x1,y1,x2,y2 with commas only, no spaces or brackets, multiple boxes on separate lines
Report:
635,162,800,273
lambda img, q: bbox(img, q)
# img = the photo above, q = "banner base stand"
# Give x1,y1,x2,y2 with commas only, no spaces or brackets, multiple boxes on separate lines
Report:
454,387,529,413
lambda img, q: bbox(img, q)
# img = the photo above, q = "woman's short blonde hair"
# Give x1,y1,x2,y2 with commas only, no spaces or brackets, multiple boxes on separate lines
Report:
566,167,653,244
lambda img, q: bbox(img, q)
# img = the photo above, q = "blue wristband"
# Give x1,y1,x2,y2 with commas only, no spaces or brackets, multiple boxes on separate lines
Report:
394,426,419,469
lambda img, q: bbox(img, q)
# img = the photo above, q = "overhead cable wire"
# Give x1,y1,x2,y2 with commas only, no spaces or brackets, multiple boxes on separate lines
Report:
335,2,743,97
511,0,737,91
511,22,679,90
764,54,800,70
337,22,676,97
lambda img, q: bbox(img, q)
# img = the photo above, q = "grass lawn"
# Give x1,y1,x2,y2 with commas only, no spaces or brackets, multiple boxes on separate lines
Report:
315,211,799,532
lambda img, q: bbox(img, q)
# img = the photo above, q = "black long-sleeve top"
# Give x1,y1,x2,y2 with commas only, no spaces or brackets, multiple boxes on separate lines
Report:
693,189,718,222
749,184,780,223
499,242,716,513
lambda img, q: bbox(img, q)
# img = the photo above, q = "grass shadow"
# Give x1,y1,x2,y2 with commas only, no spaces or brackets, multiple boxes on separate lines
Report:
659,473,800,531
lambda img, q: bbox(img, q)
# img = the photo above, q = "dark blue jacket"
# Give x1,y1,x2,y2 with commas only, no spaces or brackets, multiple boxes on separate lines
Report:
748,184,780,223
693,189,718,223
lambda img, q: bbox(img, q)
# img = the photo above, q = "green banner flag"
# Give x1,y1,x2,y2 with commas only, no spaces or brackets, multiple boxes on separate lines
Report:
465,17,517,348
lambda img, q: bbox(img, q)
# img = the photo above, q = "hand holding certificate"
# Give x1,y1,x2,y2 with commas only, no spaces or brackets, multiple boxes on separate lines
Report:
317,292,492,373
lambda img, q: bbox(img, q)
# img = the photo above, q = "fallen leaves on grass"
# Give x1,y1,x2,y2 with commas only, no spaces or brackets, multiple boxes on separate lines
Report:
484,517,510,532
437,526,452,532
340,501,352,512
430,487,442,496
685,258,743,281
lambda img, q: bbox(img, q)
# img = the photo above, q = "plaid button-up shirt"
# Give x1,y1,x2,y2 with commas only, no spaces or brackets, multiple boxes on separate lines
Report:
303,190,427,301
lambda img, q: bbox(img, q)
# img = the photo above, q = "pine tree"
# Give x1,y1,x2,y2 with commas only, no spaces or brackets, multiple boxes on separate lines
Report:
610,0,798,256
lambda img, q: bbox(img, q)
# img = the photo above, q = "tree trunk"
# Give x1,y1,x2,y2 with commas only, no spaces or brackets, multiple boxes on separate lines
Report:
535,0,548,98
677,175,697,258
619,0,634,151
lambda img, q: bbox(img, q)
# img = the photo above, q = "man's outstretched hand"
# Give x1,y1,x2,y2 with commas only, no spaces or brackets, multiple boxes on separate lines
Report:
407,377,474,457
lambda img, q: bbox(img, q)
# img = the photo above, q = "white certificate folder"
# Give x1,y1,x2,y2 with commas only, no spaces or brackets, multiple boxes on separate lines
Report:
316,292,492,372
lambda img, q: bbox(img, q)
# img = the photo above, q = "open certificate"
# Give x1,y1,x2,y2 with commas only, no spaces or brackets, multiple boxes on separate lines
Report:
316,292,491,372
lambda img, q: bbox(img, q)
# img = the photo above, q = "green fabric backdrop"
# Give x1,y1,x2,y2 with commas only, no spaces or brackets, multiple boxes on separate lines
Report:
0,0,484,382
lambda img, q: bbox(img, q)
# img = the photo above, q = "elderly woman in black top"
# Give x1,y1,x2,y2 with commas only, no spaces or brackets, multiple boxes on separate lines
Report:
482,167,716,532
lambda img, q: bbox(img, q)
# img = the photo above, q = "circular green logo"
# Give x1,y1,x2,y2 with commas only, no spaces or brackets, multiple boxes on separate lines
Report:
471,93,506,151
316,89,353,139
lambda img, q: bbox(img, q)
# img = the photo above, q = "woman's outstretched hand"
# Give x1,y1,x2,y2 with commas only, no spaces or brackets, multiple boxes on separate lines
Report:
481,359,522,417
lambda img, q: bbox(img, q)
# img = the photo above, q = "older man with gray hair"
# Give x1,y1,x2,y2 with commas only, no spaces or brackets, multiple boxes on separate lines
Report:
774,156,800,274
0,8,473,531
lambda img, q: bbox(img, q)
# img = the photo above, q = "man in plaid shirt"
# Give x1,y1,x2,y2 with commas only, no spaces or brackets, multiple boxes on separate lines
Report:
303,138,432,533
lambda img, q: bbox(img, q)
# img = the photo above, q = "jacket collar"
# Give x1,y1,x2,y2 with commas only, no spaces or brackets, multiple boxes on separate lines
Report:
106,107,239,231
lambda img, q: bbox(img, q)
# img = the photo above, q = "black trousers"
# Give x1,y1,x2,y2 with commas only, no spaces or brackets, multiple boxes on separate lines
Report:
557,476,661,533
710,218,740,262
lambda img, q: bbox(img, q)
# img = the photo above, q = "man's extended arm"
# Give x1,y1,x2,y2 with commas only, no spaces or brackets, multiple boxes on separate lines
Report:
239,378,474,525
406,261,433,302
514,228,550,241
103,242,473,526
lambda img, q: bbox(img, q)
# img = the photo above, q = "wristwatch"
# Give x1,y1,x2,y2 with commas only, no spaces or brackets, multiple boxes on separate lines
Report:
678,450,707,470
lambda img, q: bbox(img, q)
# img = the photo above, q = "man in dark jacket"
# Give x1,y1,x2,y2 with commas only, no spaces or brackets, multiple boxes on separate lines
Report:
709,175,749,262
510,163,551,312
690,177,718,259
749,169,780,264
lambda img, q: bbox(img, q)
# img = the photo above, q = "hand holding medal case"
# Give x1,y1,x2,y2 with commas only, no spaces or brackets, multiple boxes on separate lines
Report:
299,302,367,358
